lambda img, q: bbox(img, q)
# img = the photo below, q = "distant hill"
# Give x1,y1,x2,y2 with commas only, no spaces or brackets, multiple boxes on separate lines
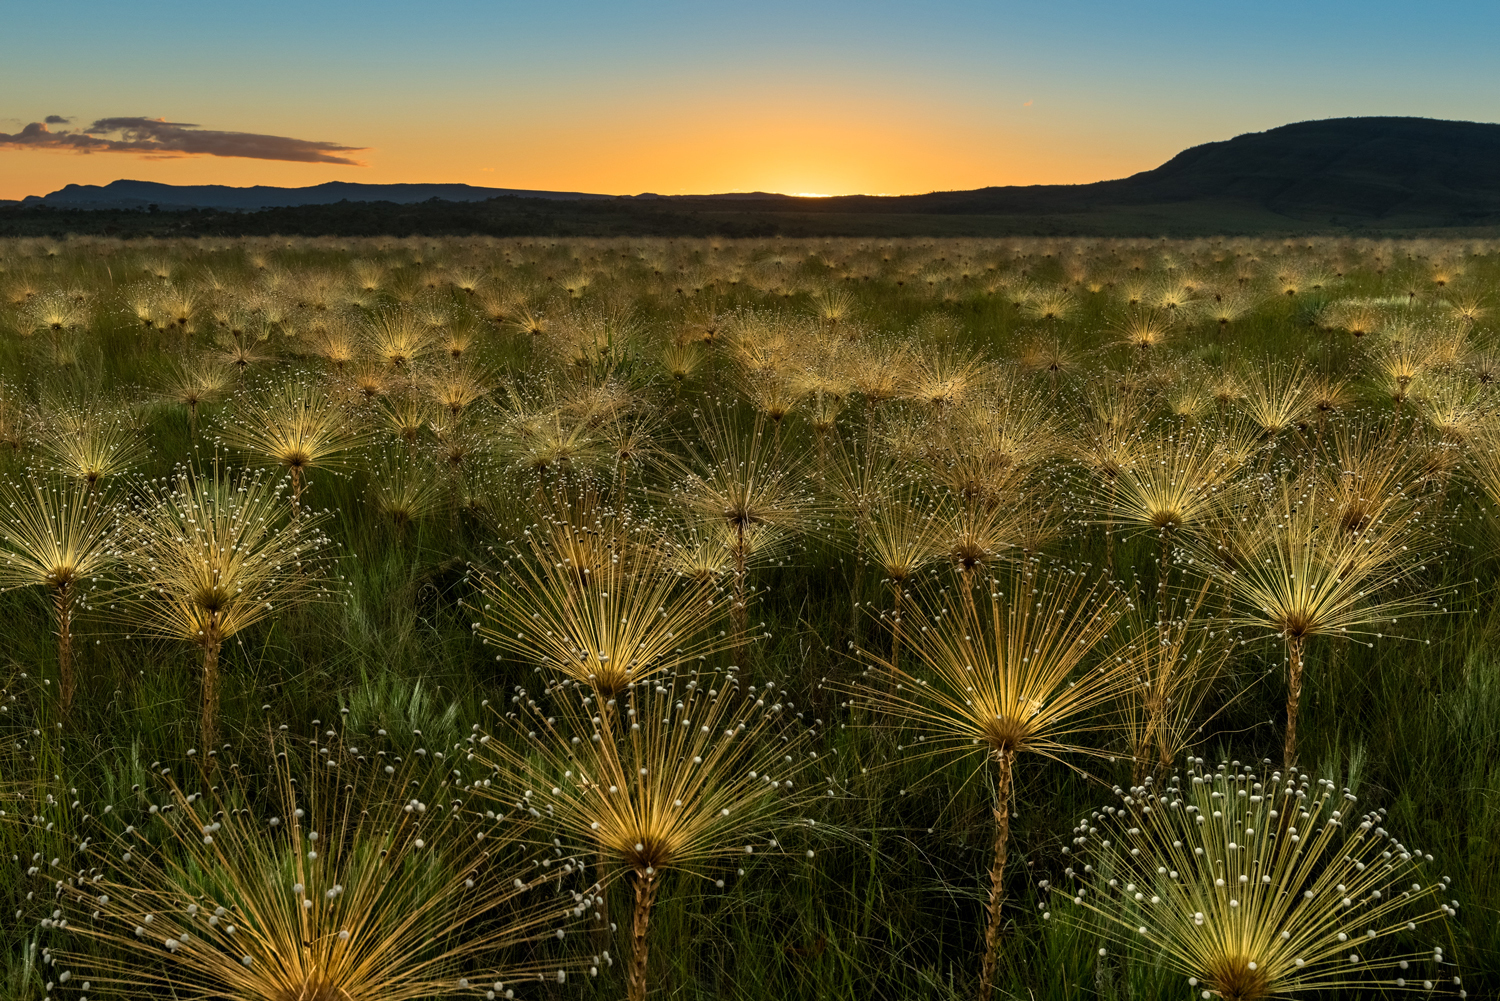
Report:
6,117,1500,237
831,116,1500,226
18,179,614,211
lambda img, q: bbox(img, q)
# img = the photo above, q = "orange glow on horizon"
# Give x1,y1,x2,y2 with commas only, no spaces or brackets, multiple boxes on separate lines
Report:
0,106,1172,202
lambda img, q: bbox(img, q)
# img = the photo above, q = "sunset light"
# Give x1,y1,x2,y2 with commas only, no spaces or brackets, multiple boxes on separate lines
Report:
4,1,1494,201
2,3,1499,999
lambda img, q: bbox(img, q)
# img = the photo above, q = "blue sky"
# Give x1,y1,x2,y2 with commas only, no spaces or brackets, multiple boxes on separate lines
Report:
3,0,1497,198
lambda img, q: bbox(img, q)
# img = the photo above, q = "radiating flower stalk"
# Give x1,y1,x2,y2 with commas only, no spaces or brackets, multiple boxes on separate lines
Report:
37,407,149,502
672,410,815,642
0,476,119,715
220,381,367,519
370,449,444,541
475,670,827,1001
115,467,336,750
158,357,232,436
1104,418,1252,598
1110,581,1237,785
1046,760,1463,1000
1183,474,1437,767
472,498,735,701
49,729,586,1001
861,487,939,678
473,491,753,953
365,307,433,378
853,563,1128,1001
495,385,609,503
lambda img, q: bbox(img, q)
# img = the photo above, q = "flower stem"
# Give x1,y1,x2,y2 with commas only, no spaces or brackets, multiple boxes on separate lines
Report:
978,748,1016,1001
53,584,74,716
1284,633,1305,767
627,869,660,1001
202,639,221,754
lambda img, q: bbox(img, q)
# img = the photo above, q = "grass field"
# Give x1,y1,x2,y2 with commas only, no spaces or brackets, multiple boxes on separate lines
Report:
7,196,1500,242
0,232,1493,1001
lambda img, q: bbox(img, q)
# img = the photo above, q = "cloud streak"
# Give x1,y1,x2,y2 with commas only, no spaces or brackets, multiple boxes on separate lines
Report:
0,117,365,165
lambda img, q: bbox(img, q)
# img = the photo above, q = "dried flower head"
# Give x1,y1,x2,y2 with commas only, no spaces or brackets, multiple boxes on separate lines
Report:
1050,761,1462,1001
53,733,582,1001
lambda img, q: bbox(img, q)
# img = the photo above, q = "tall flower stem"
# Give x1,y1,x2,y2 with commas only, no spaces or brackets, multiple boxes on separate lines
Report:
978,748,1016,1001
53,584,74,715
290,466,304,520
888,584,904,679
628,869,660,1001
732,520,749,642
1157,527,1174,599
201,636,221,752
1104,477,1118,572
1284,633,1305,767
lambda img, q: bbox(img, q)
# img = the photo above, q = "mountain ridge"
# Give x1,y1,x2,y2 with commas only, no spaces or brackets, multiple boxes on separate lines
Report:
6,117,1500,235
15,179,615,210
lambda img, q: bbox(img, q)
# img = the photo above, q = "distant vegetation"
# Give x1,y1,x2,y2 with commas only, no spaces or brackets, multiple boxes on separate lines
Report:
0,233,1492,1001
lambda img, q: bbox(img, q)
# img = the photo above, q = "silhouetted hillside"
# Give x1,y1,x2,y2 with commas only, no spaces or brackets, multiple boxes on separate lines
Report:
6,117,1500,237
1116,116,1500,223
704,117,1500,226
18,179,612,210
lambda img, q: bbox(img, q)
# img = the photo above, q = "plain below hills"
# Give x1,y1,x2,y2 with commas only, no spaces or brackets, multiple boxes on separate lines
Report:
4,116,1499,238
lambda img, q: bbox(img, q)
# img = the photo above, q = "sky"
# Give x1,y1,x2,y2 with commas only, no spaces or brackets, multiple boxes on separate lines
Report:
3,0,1499,201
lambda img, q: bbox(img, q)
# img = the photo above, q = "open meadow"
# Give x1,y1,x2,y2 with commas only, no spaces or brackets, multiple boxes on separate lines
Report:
0,233,1495,1001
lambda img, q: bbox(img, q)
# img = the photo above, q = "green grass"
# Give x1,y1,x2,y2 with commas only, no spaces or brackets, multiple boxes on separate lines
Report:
0,233,1495,1000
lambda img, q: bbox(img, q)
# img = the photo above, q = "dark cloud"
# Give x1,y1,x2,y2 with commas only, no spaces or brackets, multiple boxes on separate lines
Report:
44,114,70,124
0,116,365,165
